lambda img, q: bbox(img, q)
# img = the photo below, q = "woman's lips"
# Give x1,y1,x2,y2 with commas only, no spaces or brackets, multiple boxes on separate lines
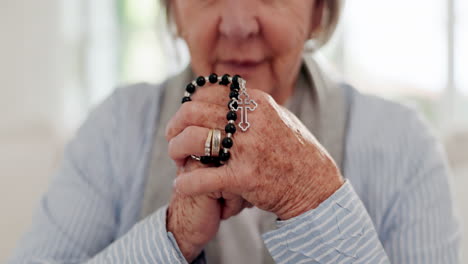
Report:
217,60,264,77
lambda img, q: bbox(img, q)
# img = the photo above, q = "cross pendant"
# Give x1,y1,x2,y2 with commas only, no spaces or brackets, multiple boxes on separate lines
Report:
229,90,257,132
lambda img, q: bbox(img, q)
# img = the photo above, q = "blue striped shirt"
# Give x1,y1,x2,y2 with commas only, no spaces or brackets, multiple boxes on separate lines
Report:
9,82,460,263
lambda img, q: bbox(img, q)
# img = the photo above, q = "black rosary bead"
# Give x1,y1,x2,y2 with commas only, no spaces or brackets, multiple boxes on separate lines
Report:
229,90,239,99
209,73,218,84
196,76,206,86
225,123,236,134
219,151,230,162
180,73,246,166
222,137,233,148
220,74,231,85
228,100,239,110
227,111,237,121
232,75,241,85
182,96,191,104
186,83,196,94
230,82,240,91
200,156,213,164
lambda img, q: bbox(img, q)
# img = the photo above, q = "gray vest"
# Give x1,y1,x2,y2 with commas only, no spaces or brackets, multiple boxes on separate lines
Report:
140,54,350,263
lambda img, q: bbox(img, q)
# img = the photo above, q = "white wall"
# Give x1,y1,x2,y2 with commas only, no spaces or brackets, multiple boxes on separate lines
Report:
0,0,66,129
0,0,72,261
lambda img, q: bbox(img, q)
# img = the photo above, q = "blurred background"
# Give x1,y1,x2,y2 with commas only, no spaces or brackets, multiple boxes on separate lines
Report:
1,0,467,261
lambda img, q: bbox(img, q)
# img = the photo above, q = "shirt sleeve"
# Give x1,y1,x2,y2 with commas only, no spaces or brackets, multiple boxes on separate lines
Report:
262,111,461,264
262,180,390,264
7,88,190,264
86,206,189,263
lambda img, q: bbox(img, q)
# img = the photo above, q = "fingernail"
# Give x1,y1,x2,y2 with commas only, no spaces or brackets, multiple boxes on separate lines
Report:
173,178,177,188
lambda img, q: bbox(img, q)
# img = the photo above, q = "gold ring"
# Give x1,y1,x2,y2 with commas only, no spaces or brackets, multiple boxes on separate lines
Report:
204,129,213,156
211,129,222,157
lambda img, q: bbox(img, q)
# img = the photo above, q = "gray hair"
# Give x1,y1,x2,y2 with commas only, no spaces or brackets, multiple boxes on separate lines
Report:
160,0,342,49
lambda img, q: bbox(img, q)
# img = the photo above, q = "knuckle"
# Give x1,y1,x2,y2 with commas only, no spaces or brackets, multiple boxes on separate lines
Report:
244,165,260,189
167,103,199,140
223,166,238,190
257,92,274,108
184,158,203,171
185,102,203,124
166,123,181,142
193,86,210,99
168,126,199,160
183,125,199,139
164,124,172,141
167,139,177,160
181,102,197,121
249,88,261,98
251,89,267,103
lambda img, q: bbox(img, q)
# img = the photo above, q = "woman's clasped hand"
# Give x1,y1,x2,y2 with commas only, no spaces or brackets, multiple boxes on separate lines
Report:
165,81,344,261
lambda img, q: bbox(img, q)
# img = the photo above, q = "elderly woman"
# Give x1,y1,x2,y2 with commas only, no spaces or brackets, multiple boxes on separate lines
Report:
10,0,460,263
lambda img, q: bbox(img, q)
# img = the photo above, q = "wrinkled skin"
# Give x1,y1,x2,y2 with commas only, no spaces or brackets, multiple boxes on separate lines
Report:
165,0,343,261
166,85,343,261
167,159,249,262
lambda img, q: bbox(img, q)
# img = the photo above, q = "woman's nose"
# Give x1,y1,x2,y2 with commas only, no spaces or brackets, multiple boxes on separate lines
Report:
219,0,260,40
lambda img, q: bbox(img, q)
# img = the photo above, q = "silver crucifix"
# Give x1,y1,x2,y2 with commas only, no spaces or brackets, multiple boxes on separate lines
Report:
229,79,257,132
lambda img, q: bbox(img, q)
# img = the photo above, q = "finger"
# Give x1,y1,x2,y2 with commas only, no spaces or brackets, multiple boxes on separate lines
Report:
174,167,234,196
168,126,210,164
176,156,206,175
243,200,254,208
221,195,245,220
191,84,231,106
221,192,239,200
165,101,227,141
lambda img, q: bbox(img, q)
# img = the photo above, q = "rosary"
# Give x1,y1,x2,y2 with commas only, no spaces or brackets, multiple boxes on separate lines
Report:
181,74,257,165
